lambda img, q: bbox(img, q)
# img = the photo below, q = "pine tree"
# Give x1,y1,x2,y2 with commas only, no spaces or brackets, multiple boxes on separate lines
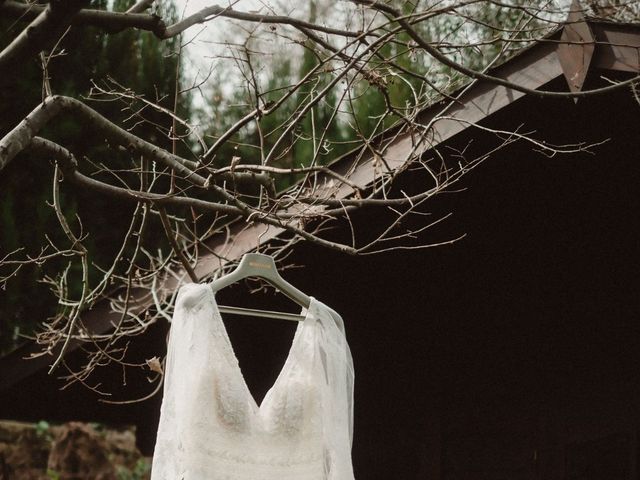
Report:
0,0,190,354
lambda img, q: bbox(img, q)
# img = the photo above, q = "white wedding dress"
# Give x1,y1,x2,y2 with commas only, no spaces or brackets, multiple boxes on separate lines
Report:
151,282,355,480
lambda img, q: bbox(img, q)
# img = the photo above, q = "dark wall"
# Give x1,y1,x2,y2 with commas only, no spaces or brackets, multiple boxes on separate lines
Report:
280,76,640,479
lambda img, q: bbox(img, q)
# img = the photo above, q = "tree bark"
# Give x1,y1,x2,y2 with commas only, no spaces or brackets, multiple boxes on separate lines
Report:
0,0,89,74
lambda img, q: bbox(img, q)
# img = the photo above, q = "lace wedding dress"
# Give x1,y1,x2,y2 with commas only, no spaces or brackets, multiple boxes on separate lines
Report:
151,283,355,480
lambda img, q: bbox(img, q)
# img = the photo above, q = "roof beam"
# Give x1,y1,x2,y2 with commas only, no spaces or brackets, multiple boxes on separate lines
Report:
592,23,640,72
557,0,595,94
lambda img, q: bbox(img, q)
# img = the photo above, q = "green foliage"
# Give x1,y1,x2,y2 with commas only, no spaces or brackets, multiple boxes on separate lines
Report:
35,420,53,444
0,0,190,354
46,469,61,480
116,458,151,480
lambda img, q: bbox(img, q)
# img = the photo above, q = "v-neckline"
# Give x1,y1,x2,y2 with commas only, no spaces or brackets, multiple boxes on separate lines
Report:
208,289,316,413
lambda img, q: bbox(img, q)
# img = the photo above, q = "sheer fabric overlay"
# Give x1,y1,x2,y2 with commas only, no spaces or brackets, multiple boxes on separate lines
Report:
151,283,355,480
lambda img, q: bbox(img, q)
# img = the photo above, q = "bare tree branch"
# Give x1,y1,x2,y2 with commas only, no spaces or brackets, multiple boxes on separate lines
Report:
158,207,198,283
2,0,638,390
0,0,88,72
0,1,165,36
0,1,368,39
0,95,272,187
126,0,153,14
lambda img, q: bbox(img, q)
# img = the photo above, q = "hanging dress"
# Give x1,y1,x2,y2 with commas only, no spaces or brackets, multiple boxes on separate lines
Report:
151,282,356,480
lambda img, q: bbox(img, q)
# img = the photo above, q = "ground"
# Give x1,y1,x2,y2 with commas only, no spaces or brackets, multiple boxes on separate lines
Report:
0,420,151,479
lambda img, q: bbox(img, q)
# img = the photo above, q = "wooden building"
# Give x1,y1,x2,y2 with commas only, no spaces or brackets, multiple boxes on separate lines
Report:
2,13,640,480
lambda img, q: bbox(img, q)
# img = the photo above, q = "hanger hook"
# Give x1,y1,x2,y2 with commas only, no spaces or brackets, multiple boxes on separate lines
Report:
256,224,269,254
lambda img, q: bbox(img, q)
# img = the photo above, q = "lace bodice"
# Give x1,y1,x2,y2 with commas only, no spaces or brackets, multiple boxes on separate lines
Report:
151,283,355,480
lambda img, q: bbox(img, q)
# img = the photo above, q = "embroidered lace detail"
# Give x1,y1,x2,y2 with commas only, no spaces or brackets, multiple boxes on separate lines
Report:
151,283,355,480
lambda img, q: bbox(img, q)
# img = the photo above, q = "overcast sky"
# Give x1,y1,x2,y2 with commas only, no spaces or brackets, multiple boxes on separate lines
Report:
171,1,259,111
171,0,315,114
173,1,281,84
